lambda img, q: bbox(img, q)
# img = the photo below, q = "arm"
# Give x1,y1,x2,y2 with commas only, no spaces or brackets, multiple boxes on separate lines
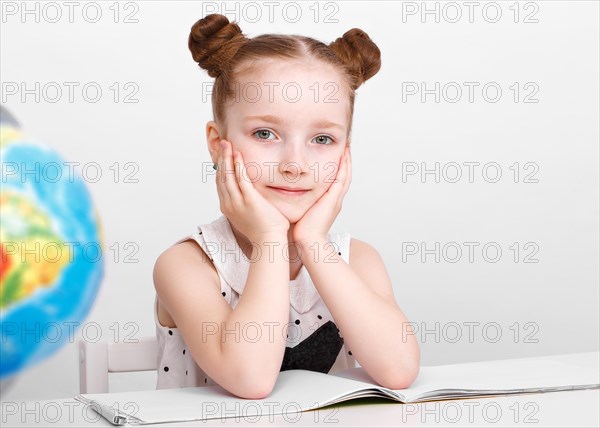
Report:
153,234,289,399
297,237,420,389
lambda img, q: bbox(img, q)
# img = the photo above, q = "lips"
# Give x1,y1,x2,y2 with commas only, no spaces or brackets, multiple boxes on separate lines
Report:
268,186,310,195
270,186,309,191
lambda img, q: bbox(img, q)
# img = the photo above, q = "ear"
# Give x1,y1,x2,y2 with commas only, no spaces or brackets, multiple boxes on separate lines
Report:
206,120,223,163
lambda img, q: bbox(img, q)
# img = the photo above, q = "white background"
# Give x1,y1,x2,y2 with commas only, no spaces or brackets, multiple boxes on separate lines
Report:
1,0,598,400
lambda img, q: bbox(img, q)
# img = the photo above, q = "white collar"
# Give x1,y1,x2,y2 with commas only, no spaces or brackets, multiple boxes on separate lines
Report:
197,215,325,314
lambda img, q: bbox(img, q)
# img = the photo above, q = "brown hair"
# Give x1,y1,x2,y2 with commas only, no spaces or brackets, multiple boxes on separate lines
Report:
188,13,381,139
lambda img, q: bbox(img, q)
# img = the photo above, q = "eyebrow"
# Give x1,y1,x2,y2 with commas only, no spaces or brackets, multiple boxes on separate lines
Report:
244,115,345,131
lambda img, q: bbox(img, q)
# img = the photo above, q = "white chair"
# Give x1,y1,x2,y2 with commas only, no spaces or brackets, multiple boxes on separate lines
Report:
78,336,158,394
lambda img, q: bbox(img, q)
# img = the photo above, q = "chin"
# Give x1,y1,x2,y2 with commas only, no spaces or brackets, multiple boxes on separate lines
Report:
282,211,304,225
275,205,306,225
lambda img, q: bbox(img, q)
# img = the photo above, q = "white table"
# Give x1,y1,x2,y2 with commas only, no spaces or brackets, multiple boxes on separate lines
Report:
2,388,598,427
3,352,599,427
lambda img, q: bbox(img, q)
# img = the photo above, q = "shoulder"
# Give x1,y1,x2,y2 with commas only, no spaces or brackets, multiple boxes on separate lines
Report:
348,237,385,268
349,237,378,258
348,238,396,302
155,238,209,269
153,239,219,293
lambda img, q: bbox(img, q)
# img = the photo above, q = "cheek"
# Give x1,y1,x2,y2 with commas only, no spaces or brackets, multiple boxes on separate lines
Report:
238,148,341,186
239,154,274,186
315,156,342,184
239,150,279,183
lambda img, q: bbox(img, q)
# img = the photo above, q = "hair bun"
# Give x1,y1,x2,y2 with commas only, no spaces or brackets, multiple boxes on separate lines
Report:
329,28,381,90
188,14,248,78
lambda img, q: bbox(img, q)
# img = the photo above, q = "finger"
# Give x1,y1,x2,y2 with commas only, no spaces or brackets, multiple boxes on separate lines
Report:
325,154,343,188
332,150,347,190
234,150,254,200
218,139,228,191
222,140,243,206
215,139,230,206
334,150,350,205
343,147,352,191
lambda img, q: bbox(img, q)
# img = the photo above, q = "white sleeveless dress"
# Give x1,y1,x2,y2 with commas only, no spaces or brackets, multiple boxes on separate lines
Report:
155,214,360,389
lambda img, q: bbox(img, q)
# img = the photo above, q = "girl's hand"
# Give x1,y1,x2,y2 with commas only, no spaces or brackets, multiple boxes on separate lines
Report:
292,146,352,248
216,139,290,243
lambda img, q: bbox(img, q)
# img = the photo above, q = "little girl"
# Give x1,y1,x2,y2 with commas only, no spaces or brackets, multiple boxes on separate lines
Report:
153,13,420,399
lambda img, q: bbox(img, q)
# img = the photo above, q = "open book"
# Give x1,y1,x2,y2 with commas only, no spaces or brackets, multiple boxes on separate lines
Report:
74,351,599,426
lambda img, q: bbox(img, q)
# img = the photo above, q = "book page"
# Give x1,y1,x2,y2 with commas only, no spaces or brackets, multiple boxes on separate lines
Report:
75,352,599,424
76,369,393,425
334,352,599,402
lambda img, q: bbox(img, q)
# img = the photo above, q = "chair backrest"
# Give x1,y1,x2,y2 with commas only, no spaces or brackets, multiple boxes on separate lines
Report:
78,336,158,394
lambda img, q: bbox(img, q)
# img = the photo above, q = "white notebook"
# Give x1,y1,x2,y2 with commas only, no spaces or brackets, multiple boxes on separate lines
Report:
74,352,599,426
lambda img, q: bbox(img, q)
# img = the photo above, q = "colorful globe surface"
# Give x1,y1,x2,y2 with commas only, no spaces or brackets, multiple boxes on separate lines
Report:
0,120,104,380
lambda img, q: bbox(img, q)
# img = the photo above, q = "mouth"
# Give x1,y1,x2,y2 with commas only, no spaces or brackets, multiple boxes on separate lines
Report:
268,186,310,196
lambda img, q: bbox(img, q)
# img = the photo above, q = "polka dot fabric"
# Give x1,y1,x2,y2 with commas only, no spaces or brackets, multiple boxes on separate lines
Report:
155,214,360,389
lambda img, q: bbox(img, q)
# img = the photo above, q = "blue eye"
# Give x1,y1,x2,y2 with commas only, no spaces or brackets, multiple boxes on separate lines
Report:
253,130,334,145
313,135,334,145
253,129,276,141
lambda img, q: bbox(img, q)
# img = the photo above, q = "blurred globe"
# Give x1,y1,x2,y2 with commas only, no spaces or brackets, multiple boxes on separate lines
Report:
0,106,104,388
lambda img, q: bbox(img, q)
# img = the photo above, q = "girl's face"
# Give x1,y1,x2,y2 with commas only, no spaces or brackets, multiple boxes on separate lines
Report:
216,60,351,224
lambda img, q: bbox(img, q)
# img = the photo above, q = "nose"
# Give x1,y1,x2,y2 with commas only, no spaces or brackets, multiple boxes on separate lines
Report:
278,142,309,180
